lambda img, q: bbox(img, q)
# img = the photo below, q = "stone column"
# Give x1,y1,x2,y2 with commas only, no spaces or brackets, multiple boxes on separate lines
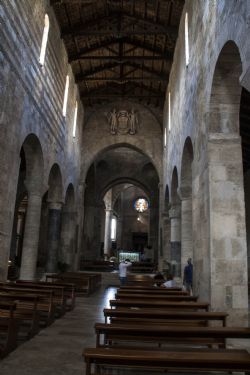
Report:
104,209,112,259
74,183,86,271
207,133,248,326
169,204,181,277
60,210,76,270
162,211,171,263
116,217,123,249
20,187,43,280
178,186,193,278
46,201,63,273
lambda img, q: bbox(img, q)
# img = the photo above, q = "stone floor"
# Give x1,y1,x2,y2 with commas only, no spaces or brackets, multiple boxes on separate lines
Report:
0,286,249,375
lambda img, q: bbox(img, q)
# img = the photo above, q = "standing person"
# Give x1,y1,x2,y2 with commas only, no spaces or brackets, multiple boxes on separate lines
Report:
183,258,193,294
118,259,132,286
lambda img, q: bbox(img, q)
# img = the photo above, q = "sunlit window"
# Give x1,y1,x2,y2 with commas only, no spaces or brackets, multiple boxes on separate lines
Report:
185,12,189,67
62,75,69,117
73,101,78,138
168,92,171,132
39,14,49,66
111,217,117,241
134,198,149,213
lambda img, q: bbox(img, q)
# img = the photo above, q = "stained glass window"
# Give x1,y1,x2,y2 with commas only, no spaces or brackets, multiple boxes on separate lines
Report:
134,198,149,213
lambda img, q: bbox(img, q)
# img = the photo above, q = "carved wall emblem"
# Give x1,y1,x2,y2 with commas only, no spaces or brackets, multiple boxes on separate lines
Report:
108,109,138,135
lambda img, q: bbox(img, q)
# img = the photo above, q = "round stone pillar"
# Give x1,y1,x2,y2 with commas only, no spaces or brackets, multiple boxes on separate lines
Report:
169,204,181,277
104,209,112,259
46,201,63,273
178,186,193,278
20,188,43,280
60,210,76,269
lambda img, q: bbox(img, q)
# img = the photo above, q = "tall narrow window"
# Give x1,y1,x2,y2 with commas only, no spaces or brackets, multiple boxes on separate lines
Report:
62,75,69,116
185,12,189,67
168,92,171,132
111,217,117,241
39,14,49,66
73,101,78,138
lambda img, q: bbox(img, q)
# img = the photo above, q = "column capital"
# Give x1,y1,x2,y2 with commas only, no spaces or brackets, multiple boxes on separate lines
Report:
178,186,192,200
47,201,64,210
169,204,181,219
24,180,44,197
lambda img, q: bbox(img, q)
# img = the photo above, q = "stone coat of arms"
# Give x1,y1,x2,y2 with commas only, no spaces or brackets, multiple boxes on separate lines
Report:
108,109,138,135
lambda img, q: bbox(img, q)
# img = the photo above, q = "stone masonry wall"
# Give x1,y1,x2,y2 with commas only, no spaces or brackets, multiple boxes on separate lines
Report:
163,0,250,325
0,0,83,279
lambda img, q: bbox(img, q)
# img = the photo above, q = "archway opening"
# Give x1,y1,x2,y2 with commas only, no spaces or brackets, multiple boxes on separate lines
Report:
81,145,159,267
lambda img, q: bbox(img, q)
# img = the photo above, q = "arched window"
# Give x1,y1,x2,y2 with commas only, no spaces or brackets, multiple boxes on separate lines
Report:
185,12,190,67
39,14,49,66
73,101,78,138
164,127,167,147
168,92,171,132
62,75,69,116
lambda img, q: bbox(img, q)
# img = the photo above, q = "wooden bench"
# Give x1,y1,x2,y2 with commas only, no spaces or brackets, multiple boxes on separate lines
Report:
120,285,182,291
110,299,210,311
115,292,198,301
12,282,67,316
46,272,101,296
0,292,40,338
0,286,56,326
94,322,250,348
83,347,250,374
16,280,76,311
117,288,188,295
103,307,228,326
0,301,19,358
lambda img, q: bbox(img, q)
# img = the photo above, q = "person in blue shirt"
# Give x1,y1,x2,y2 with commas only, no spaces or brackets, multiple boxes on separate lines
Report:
183,258,193,294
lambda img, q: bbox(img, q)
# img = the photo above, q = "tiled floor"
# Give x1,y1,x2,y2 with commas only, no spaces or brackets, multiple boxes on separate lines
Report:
0,286,249,375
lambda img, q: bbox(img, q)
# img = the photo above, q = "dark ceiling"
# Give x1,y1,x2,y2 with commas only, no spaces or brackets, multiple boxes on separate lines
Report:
51,0,184,107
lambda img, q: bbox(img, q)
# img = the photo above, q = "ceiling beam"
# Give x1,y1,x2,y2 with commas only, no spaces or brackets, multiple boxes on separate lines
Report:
71,55,168,61
80,76,168,81
68,37,172,62
81,94,164,99
60,11,178,38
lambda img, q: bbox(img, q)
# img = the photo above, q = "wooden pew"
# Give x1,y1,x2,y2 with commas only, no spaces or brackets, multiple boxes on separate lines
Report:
0,286,56,326
94,322,250,348
0,292,40,338
0,301,19,358
13,282,67,316
103,307,228,326
46,272,101,296
20,280,76,310
110,299,210,311
117,288,188,295
115,292,198,301
120,285,182,291
83,347,250,375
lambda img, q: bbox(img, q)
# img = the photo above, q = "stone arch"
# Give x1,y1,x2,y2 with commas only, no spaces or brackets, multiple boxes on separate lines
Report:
21,133,44,192
207,40,248,324
47,163,63,203
82,142,161,182
209,41,242,134
60,183,76,270
169,167,181,278
180,137,194,281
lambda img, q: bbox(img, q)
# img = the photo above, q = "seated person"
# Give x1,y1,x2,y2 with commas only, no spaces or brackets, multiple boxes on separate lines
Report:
162,274,176,288
153,271,165,287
